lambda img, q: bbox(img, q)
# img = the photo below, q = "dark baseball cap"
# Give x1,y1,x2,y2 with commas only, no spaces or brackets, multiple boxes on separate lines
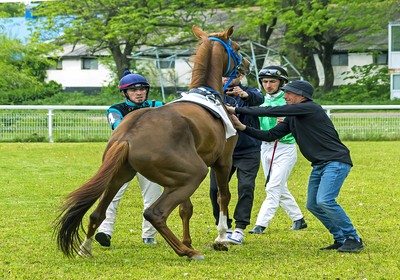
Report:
281,80,314,100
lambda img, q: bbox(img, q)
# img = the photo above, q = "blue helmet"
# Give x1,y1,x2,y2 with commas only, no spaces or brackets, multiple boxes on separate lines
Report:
118,73,150,96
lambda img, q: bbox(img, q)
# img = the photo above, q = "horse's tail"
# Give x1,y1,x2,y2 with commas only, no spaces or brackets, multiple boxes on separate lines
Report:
54,141,129,257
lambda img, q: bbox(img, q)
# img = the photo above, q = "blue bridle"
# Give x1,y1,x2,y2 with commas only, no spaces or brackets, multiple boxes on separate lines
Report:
208,37,243,91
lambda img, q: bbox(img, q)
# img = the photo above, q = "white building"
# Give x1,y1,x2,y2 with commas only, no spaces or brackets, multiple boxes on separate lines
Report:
389,21,400,99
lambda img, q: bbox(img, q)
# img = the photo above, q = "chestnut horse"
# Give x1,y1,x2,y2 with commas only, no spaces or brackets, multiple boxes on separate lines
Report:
55,25,250,260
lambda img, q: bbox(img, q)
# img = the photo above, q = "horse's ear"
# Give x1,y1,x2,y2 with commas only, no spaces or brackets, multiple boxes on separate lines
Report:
192,25,208,39
225,26,234,38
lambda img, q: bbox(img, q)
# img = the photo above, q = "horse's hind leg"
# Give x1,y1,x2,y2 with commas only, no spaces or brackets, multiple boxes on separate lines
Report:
179,198,193,249
145,189,202,260
144,166,207,260
79,170,135,257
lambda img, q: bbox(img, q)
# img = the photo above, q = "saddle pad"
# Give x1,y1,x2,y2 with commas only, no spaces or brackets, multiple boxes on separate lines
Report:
171,92,236,139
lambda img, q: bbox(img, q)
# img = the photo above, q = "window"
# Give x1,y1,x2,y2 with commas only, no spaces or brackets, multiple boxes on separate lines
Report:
391,25,400,52
158,60,175,69
48,59,62,70
82,58,98,70
393,74,400,90
331,53,348,66
373,53,388,65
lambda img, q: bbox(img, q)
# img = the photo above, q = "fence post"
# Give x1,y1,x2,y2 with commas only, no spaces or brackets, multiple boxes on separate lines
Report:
325,109,331,118
47,109,54,143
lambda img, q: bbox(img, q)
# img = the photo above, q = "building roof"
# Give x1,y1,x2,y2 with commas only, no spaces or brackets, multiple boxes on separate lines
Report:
335,30,388,52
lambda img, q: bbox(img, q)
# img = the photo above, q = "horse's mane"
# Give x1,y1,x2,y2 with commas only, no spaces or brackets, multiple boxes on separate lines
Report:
189,36,223,91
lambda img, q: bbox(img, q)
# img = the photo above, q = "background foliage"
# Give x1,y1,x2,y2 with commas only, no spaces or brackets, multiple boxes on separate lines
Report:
1,0,399,99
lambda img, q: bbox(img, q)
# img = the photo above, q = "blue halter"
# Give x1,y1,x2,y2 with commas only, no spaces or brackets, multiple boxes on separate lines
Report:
208,37,243,91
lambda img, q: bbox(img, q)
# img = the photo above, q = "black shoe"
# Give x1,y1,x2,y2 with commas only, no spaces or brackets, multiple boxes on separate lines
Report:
143,238,157,245
249,225,266,234
291,218,308,230
320,241,344,250
95,232,111,247
337,237,364,252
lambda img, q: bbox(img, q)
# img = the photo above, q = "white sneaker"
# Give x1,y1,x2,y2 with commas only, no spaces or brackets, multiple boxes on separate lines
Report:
228,229,244,245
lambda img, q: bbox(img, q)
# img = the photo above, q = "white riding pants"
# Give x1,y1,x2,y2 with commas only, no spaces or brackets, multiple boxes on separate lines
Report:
97,173,162,238
255,142,303,227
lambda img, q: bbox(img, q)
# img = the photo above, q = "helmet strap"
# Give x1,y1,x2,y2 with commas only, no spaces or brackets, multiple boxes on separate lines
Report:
278,79,286,90
123,91,135,103
123,90,148,104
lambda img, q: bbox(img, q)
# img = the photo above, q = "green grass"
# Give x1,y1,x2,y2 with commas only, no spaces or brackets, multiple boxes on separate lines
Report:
1,142,400,279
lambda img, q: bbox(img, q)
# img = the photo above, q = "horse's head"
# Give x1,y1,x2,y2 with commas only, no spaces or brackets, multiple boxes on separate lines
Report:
192,25,250,79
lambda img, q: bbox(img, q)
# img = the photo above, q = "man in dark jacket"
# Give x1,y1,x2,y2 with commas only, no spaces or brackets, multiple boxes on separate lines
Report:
226,80,364,252
209,74,264,245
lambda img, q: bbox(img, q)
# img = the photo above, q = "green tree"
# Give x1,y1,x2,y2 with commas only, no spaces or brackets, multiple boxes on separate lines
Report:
0,35,60,104
281,0,399,91
231,0,399,91
35,0,220,80
0,2,25,18
229,1,280,71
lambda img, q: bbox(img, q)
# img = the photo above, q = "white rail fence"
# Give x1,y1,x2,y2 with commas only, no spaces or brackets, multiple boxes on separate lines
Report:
1,105,400,142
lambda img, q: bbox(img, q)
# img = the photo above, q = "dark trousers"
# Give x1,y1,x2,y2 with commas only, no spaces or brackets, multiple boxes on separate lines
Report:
209,151,260,229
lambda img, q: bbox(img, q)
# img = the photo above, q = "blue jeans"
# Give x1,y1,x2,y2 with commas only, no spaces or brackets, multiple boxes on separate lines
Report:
306,162,360,243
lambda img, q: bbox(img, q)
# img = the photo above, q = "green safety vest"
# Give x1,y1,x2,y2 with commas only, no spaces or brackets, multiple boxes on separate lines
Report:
259,91,296,144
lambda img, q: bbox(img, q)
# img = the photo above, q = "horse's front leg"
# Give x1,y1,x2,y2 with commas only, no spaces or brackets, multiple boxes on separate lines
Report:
179,198,194,249
212,169,231,251
209,164,232,251
212,137,236,251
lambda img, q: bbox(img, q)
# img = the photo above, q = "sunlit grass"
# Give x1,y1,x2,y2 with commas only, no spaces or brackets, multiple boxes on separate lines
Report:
0,142,399,279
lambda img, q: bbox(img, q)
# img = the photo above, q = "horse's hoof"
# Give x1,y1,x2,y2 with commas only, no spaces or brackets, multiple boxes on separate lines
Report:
188,254,205,261
78,250,92,258
213,242,228,251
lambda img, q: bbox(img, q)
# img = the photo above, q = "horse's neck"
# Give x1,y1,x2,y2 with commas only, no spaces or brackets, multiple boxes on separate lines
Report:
189,44,225,95
190,67,223,93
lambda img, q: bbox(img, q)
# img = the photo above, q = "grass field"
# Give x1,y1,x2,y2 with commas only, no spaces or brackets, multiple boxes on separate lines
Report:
1,142,400,279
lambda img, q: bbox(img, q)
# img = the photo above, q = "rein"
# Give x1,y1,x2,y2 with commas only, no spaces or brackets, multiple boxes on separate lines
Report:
208,37,242,91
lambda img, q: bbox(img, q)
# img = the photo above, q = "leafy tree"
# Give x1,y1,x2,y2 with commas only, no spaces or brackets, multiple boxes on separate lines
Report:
230,0,399,91
0,35,61,104
0,2,25,18
281,0,399,91
35,0,220,80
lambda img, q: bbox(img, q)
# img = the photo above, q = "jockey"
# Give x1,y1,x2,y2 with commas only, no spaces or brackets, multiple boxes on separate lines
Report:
248,65,307,235
107,71,164,130
95,71,163,246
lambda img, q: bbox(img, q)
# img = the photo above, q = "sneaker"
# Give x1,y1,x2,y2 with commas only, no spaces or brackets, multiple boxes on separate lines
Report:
95,232,111,247
143,238,157,245
291,218,308,230
320,241,344,250
227,229,244,245
337,237,364,252
249,225,266,234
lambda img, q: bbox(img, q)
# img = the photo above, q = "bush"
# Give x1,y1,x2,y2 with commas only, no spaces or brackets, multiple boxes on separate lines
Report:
0,80,62,104
314,64,393,104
